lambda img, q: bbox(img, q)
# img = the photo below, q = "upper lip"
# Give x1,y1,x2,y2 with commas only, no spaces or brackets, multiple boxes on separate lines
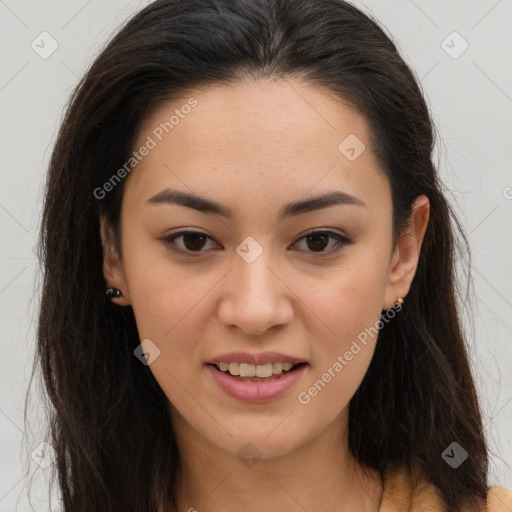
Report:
207,351,307,366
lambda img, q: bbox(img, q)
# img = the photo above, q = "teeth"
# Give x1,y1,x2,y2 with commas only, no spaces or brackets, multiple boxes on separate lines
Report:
239,363,256,377
216,361,298,377
228,362,240,375
256,363,273,377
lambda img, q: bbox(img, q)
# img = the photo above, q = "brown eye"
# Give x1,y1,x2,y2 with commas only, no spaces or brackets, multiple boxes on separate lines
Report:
181,232,208,251
159,231,218,253
305,232,329,252
295,230,352,255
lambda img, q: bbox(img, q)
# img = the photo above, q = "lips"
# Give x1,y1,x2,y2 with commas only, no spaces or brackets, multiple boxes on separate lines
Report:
206,363,307,402
205,352,309,402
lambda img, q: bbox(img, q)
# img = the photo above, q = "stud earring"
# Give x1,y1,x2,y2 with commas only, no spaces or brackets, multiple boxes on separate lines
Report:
106,287,122,299
395,297,403,307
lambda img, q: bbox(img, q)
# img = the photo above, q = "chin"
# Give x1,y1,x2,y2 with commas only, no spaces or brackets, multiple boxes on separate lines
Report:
204,422,308,462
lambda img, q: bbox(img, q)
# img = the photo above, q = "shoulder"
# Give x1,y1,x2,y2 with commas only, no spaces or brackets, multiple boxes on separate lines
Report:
379,464,512,511
486,485,512,511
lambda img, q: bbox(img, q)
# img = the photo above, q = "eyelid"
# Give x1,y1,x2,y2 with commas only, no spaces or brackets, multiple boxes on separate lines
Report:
158,229,352,256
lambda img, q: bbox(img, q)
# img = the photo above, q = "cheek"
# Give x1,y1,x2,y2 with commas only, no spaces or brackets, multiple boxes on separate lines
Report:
129,279,212,415
295,279,381,426
292,260,386,405
122,233,214,341
297,261,387,344
295,344,374,436
129,279,216,385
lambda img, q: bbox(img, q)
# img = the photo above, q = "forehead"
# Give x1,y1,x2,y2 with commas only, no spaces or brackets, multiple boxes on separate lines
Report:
124,77,390,215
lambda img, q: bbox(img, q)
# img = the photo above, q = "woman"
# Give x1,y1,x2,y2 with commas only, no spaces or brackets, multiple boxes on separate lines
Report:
32,0,512,510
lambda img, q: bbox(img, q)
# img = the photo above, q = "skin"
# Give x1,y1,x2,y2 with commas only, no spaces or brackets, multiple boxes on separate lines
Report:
101,76,430,512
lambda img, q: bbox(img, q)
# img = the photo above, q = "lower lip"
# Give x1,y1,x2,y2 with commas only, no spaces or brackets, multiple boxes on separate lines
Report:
206,363,307,403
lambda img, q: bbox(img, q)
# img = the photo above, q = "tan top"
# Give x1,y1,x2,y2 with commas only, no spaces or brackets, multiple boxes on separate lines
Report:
379,465,512,511
160,464,512,511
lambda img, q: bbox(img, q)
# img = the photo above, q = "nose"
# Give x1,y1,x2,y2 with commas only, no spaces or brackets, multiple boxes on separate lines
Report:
217,248,294,336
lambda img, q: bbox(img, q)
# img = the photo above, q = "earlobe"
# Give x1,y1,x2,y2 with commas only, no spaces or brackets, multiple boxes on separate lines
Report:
100,216,131,305
383,195,430,310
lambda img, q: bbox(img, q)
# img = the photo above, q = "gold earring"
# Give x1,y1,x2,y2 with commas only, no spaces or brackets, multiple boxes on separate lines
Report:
395,297,403,307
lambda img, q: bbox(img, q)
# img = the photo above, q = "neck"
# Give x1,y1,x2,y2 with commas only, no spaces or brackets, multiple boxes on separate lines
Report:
165,412,383,512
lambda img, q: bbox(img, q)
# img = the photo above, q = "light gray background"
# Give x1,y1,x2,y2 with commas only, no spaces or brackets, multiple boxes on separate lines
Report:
1,1,511,510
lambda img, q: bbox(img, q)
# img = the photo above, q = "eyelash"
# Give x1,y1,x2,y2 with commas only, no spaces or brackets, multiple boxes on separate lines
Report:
158,229,352,257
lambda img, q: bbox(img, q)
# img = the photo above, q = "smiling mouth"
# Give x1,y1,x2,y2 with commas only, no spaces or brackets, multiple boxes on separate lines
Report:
207,362,307,382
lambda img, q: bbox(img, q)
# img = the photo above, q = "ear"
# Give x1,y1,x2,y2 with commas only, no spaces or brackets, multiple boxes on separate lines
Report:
100,216,131,305
383,195,430,310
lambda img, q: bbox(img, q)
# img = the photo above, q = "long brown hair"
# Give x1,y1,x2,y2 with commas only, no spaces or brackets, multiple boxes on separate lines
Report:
28,0,489,510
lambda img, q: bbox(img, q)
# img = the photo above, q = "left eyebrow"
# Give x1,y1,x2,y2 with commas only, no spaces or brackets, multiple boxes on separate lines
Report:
145,188,366,220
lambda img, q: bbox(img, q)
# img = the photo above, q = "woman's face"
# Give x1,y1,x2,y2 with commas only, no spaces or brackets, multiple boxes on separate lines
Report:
102,77,429,460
